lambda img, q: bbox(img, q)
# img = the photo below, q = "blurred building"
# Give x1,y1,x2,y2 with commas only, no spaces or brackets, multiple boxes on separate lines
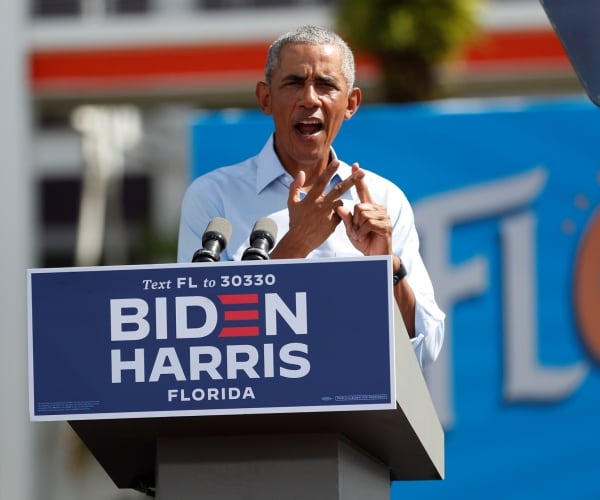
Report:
28,0,578,269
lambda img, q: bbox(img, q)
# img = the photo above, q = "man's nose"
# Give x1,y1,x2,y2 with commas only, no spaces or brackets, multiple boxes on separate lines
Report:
300,84,320,106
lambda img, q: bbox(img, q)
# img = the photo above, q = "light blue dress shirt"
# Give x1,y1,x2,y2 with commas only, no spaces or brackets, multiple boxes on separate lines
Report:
178,134,444,367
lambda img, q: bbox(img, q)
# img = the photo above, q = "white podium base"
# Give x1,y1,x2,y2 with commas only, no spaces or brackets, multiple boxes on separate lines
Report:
156,433,390,500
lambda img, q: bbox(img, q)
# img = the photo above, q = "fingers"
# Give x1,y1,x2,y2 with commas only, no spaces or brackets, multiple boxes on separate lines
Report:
336,204,358,239
351,163,374,204
353,204,390,235
304,159,340,201
291,160,368,221
289,170,306,204
323,163,365,204
336,204,352,226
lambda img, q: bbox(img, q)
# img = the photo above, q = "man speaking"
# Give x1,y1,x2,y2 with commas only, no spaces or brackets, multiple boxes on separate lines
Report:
177,25,444,368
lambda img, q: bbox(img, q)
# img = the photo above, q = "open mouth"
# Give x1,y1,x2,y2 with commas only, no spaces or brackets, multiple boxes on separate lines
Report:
295,120,323,136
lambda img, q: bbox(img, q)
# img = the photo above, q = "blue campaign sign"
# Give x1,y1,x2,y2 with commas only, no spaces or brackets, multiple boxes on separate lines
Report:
190,96,600,499
28,257,395,421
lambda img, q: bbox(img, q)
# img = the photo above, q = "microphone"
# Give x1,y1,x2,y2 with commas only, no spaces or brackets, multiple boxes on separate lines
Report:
192,217,232,263
241,217,278,261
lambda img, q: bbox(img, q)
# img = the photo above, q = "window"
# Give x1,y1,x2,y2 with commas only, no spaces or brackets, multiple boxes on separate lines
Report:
31,0,81,16
107,0,149,14
31,0,149,17
199,0,333,11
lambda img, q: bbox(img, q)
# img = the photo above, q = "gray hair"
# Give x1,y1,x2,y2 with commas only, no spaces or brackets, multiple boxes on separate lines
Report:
264,25,356,91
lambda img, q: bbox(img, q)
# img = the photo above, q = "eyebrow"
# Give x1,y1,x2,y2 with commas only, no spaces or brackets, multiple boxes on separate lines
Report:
282,73,341,86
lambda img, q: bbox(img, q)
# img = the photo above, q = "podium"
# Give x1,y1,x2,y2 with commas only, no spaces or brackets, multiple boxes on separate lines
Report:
28,257,443,499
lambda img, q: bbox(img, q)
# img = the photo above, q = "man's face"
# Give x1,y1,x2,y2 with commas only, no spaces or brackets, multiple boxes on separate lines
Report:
256,43,361,176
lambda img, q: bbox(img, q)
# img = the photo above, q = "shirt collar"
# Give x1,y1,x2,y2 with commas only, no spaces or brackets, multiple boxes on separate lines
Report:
255,134,286,194
255,134,352,195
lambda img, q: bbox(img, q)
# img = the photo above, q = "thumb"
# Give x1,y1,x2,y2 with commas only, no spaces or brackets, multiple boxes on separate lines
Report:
336,204,354,234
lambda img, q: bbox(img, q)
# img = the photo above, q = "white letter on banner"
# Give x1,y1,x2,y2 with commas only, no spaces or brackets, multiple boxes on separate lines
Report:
149,347,186,382
263,343,275,378
264,292,307,336
110,298,150,341
175,296,218,339
415,168,549,426
111,348,145,383
226,345,260,379
189,346,223,380
155,297,168,340
501,212,588,401
279,343,310,378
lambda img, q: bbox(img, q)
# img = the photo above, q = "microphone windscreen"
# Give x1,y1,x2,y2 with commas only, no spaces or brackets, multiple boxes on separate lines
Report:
203,217,233,248
252,217,278,243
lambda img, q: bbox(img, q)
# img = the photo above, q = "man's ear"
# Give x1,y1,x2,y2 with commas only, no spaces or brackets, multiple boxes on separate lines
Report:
344,87,362,120
256,81,272,115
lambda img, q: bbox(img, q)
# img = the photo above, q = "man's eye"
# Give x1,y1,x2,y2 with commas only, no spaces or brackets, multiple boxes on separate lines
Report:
318,81,337,90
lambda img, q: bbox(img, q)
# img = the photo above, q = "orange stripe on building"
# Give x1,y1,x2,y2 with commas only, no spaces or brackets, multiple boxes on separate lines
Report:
29,29,571,93
31,42,269,79
463,28,567,64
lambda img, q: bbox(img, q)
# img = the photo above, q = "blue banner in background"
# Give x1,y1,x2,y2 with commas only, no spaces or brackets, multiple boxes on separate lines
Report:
191,96,600,499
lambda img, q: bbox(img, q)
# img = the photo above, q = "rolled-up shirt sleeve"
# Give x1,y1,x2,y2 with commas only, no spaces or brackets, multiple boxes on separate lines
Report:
411,298,445,368
392,184,445,368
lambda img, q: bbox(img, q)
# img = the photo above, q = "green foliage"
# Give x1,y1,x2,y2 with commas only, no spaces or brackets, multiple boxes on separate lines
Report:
335,0,485,101
337,0,483,62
